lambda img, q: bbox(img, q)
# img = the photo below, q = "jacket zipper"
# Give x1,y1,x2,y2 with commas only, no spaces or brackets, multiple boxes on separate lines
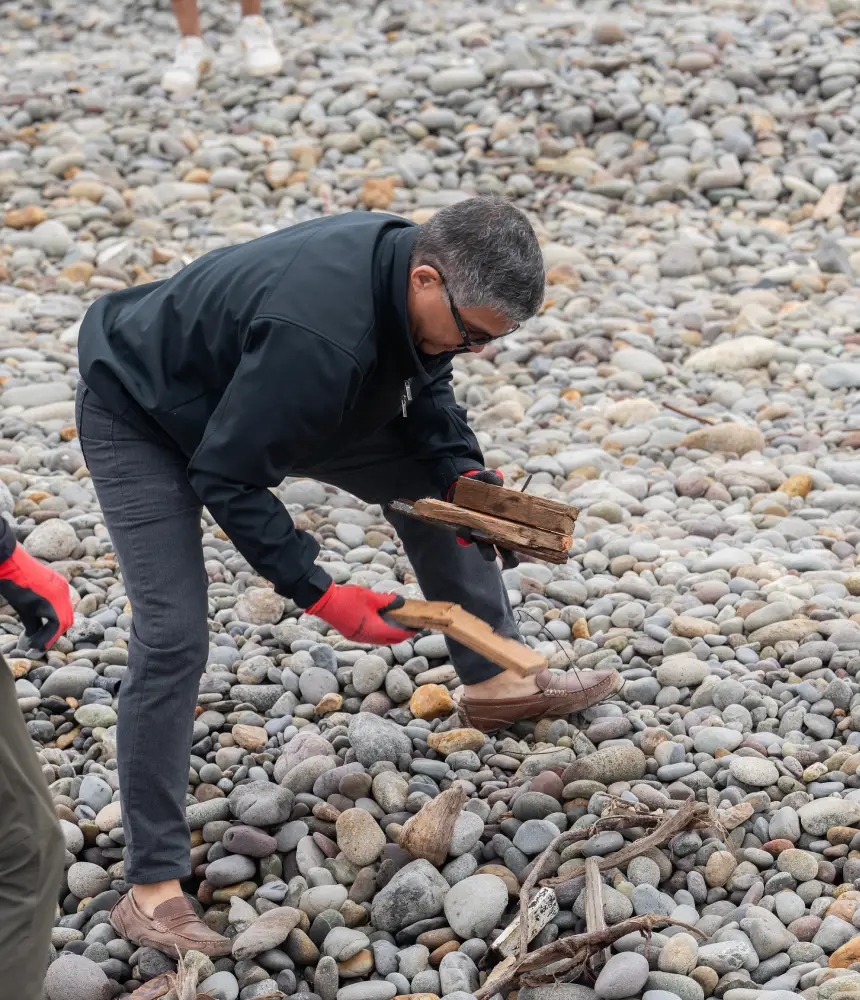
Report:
401,379,412,418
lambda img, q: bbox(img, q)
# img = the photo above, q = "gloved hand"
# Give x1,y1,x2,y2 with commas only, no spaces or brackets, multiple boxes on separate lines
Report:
445,467,504,502
0,544,74,651
307,583,416,645
447,469,520,569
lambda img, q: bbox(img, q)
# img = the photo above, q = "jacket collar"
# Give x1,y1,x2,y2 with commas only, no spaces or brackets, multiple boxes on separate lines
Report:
378,221,451,379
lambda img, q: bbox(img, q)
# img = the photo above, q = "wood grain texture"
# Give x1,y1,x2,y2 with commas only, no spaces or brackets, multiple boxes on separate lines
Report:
412,498,571,552
389,499,571,563
384,598,547,675
453,476,577,534
494,886,559,958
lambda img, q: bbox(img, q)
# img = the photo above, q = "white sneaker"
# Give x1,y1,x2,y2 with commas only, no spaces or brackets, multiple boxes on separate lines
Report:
161,36,214,93
237,15,283,77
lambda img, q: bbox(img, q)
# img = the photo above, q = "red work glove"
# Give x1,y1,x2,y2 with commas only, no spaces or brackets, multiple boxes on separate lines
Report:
0,545,74,651
307,584,416,645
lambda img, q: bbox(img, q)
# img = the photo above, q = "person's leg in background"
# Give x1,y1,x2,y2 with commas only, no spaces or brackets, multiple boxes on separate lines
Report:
0,655,65,1000
161,0,282,93
161,0,213,93
236,0,283,77
75,384,230,955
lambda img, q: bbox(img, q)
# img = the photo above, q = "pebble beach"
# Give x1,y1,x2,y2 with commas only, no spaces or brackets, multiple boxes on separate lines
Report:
6,0,860,998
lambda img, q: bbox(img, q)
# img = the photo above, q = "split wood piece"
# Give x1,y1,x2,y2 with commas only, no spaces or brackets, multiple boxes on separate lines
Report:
412,498,571,553
584,858,610,971
389,499,570,564
493,886,559,959
453,476,577,534
398,782,468,867
385,599,547,676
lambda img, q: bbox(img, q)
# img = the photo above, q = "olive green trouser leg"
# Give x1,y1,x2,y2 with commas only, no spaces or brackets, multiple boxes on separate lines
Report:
0,655,65,1000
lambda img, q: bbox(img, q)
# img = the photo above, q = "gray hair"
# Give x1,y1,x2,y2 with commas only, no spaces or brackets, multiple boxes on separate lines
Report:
411,197,545,323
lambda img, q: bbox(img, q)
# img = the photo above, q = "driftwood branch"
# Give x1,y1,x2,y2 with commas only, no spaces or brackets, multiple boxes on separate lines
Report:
585,857,609,972
128,951,283,1000
662,401,716,425
481,799,713,1000
514,810,657,961
475,915,705,1000
542,798,710,886
494,886,558,959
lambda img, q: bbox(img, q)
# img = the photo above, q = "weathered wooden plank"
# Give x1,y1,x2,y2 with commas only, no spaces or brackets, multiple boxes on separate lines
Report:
382,599,456,630
389,499,571,564
443,605,547,675
412,498,571,552
453,476,577,534
384,599,547,676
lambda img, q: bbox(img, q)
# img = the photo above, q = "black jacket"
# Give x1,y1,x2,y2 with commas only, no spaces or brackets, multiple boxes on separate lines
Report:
0,519,13,562
78,213,484,606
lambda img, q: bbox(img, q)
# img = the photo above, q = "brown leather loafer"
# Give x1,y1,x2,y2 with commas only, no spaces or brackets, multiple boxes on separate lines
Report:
459,667,623,733
110,890,232,957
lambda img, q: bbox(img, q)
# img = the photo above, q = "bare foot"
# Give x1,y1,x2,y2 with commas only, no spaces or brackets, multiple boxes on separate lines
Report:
132,879,183,917
463,670,541,701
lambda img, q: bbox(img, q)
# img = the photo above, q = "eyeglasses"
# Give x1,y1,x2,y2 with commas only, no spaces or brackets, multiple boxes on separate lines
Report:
438,273,519,352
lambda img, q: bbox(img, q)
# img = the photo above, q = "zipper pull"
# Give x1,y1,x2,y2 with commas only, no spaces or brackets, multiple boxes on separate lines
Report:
401,379,412,418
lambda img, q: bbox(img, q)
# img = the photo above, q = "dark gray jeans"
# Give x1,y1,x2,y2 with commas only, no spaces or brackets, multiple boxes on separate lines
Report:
0,655,65,999
75,381,516,883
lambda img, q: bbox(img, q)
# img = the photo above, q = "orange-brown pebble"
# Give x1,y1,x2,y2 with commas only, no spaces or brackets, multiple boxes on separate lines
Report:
338,949,373,976
315,692,343,715
231,724,268,751
183,167,210,183
409,684,455,720
762,839,795,855
426,728,485,754
781,473,813,498
3,205,47,228
827,827,859,845
360,176,397,209
572,618,590,639
429,940,460,965
830,936,860,968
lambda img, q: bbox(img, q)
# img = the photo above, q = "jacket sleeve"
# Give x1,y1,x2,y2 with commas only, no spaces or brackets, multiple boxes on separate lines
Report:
186,318,362,607
398,361,485,496
0,518,15,562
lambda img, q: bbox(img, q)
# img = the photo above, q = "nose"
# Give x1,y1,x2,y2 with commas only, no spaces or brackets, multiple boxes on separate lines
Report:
468,345,486,354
